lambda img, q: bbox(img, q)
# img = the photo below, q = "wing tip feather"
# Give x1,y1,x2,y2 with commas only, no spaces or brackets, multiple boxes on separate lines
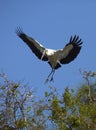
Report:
69,35,83,47
15,27,24,36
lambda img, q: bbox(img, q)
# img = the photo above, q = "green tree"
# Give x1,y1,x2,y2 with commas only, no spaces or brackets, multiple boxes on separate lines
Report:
44,71,96,130
0,71,96,130
0,73,47,130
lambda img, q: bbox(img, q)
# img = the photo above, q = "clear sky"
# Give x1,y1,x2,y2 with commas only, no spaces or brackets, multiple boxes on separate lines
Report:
0,1,96,97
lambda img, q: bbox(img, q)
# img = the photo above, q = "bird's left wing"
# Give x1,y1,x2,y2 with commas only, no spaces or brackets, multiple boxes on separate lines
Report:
16,28,48,61
60,35,83,64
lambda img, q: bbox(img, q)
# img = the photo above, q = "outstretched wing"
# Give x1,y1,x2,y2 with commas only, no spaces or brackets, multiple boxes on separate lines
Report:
16,27,48,61
60,35,83,64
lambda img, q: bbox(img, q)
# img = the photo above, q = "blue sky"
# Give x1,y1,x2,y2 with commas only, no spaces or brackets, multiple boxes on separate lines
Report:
0,1,96,97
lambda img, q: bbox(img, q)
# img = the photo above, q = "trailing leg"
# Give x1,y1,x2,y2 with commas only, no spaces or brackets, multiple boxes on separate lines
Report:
50,69,55,82
45,69,55,83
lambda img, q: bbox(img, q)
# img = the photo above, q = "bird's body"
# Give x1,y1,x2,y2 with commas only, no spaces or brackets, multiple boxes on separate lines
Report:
16,28,83,82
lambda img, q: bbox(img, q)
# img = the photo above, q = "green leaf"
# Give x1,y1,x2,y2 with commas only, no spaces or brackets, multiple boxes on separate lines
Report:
45,92,49,97
27,106,31,112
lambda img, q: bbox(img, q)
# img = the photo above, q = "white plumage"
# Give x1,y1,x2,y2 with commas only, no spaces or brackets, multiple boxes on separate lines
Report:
16,27,83,82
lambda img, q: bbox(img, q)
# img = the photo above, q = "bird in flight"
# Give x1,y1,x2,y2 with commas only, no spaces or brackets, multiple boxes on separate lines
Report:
16,27,83,82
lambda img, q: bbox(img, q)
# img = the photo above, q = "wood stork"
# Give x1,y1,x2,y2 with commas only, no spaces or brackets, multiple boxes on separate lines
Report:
16,27,83,82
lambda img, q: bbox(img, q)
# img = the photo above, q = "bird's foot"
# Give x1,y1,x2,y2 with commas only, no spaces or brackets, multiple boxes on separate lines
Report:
45,77,54,83
45,78,49,83
50,77,54,82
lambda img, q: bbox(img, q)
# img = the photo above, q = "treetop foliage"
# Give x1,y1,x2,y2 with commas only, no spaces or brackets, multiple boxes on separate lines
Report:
0,71,96,130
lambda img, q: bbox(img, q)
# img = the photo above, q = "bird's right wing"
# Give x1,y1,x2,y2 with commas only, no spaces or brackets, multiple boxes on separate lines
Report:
16,28,48,61
59,35,83,64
